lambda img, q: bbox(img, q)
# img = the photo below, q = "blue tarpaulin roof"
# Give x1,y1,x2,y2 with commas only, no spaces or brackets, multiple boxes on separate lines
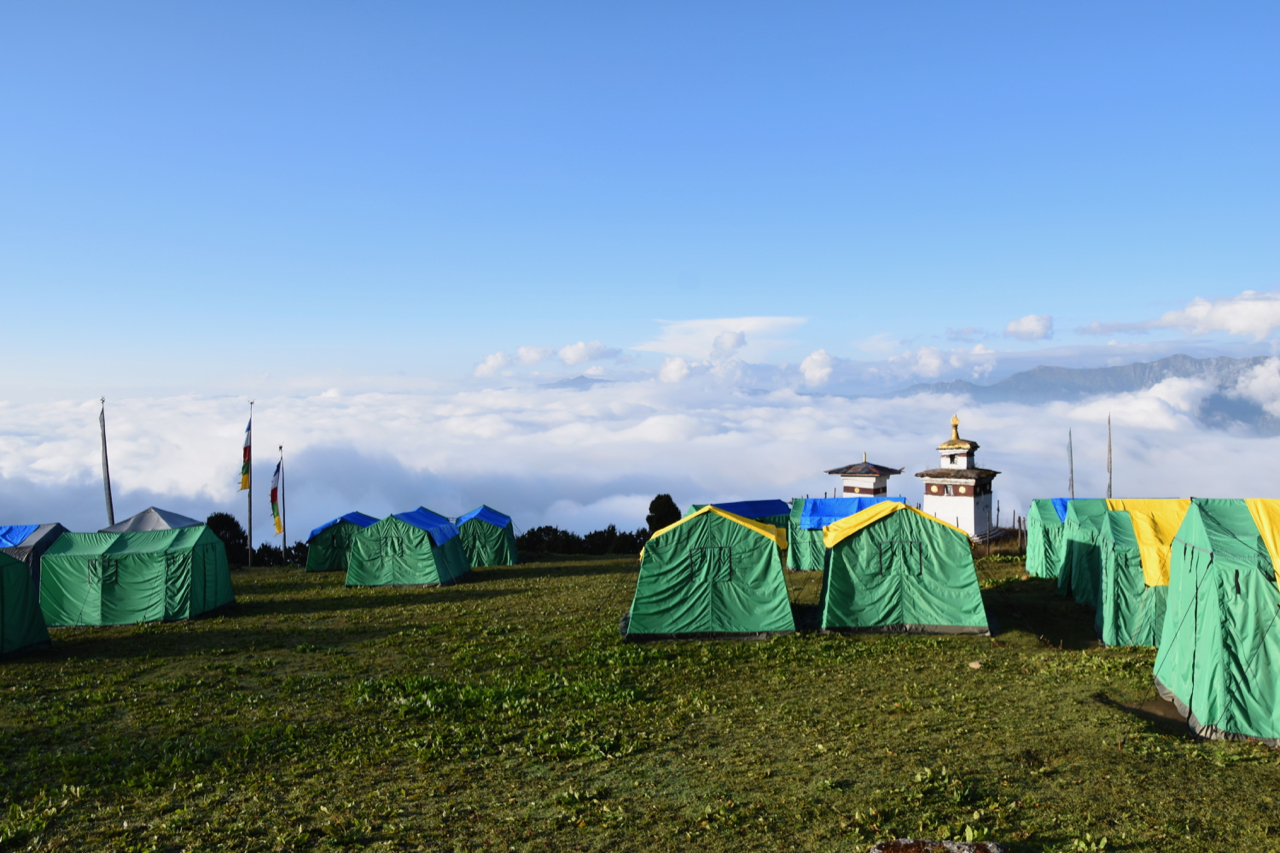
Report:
799,496,906,530
308,511,380,542
0,525,38,548
393,507,459,544
1050,499,1075,523
702,500,791,519
457,505,513,528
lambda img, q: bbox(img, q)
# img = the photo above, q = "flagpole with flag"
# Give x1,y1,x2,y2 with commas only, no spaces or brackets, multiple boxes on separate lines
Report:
271,450,284,541
1068,428,1075,500
241,401,253,567
99,397,115,527
1107,414,1113,499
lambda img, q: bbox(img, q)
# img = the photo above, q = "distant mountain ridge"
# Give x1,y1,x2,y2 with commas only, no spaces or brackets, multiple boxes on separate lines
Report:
896,353,1280,434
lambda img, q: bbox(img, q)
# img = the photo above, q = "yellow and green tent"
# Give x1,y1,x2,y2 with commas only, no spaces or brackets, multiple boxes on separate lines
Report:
820,503,989,635
40,527,234,627
1,550,50,656
624,506,793,640
786,497,906,571
1155,498,1280,744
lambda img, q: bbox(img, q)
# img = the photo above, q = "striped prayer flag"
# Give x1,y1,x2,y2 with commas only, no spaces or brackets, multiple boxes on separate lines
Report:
270,460,283,535
240,418,251,491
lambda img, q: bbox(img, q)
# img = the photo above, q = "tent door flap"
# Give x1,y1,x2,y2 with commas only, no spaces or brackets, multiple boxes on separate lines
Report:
692,547,732,584
877,541,924,577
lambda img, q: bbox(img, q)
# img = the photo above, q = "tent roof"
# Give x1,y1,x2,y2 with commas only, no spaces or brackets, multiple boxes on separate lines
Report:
47,527,214,557
0,525,38,548
650,506,786,549
690,500,790,520
823,502,967,549
392,508,460,544
1099,511,1140,551
308,511,380,542
457,505,513,528
101,507,202,533
798,496,906,530
1105,498,1191,586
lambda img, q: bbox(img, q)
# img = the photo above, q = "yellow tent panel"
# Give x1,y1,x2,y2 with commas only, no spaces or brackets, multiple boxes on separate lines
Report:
1104,499,1191,586
1244,499,1280,595
823,503,967,550
646,505,786,553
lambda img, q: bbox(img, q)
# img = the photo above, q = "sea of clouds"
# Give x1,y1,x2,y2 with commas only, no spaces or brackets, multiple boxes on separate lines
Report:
4,363,1280,540
7,290,1280,539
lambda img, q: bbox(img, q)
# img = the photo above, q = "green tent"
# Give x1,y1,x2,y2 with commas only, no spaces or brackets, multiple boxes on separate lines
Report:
1,550,50,656
305,512,379,573
624,506,793,640
1057,500,1110,611
820,503,990,635
1025,499,1068,579
786,497,907,571
347,508,471,587
1154,498,1280,744
456,506,519,567
40,527,234,627
1095,511,1166,648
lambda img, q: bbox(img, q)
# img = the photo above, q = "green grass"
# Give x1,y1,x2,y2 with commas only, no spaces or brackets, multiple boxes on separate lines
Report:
2,557,1279,852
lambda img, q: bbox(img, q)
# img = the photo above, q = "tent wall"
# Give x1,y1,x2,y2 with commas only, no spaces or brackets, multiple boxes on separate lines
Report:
820,505,989,635
40,528,232,627
347,517,463,587
1,551,50,656
306,521,365,573
1025,500,1067,579
1155,499,1280,743
0,523,67,600
626,509,793,639
457,512,518,568
787,500,825,571
1096,512,1165,647
1058,500,1109,610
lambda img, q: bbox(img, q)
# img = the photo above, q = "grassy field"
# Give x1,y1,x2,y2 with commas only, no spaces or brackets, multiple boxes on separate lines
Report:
2,554,1279,852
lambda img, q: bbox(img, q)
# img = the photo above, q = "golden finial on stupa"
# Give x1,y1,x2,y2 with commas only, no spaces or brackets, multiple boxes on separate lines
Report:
950,414,960,441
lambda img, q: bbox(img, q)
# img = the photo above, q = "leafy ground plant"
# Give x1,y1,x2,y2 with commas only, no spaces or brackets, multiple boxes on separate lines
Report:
2,558,1280,851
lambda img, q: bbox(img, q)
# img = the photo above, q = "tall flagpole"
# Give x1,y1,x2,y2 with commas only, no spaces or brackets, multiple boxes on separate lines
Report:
99,398,115,526
1107,414,1113,500
248,400,254,568
279,444,286,559
1068,429,1075,499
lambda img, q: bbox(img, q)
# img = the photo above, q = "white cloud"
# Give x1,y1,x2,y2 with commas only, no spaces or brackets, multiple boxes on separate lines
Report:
473,351,510,377
516,346,556,365
658,357,690,383
1231,358,1280,417
1005,314,1054,341
1079,291,1280,341
710,330,747,362
634,317,806,361
4,374,1279,541
559,340,620,366
1153,291,1280,340
799,349,834,387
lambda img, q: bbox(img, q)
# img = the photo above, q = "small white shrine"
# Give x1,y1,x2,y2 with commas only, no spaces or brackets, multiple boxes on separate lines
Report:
916,415,999,539
825,453,903,496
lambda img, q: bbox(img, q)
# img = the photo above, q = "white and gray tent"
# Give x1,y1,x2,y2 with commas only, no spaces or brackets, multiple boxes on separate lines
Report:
101,507,202,533
0,523,67,599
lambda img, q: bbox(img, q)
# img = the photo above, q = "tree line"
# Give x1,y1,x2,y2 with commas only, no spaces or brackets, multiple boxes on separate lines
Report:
203,494,684,566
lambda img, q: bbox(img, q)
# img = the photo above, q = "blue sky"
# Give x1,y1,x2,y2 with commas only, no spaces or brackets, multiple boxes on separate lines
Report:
4,3,1277,393
2,3,1278,535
